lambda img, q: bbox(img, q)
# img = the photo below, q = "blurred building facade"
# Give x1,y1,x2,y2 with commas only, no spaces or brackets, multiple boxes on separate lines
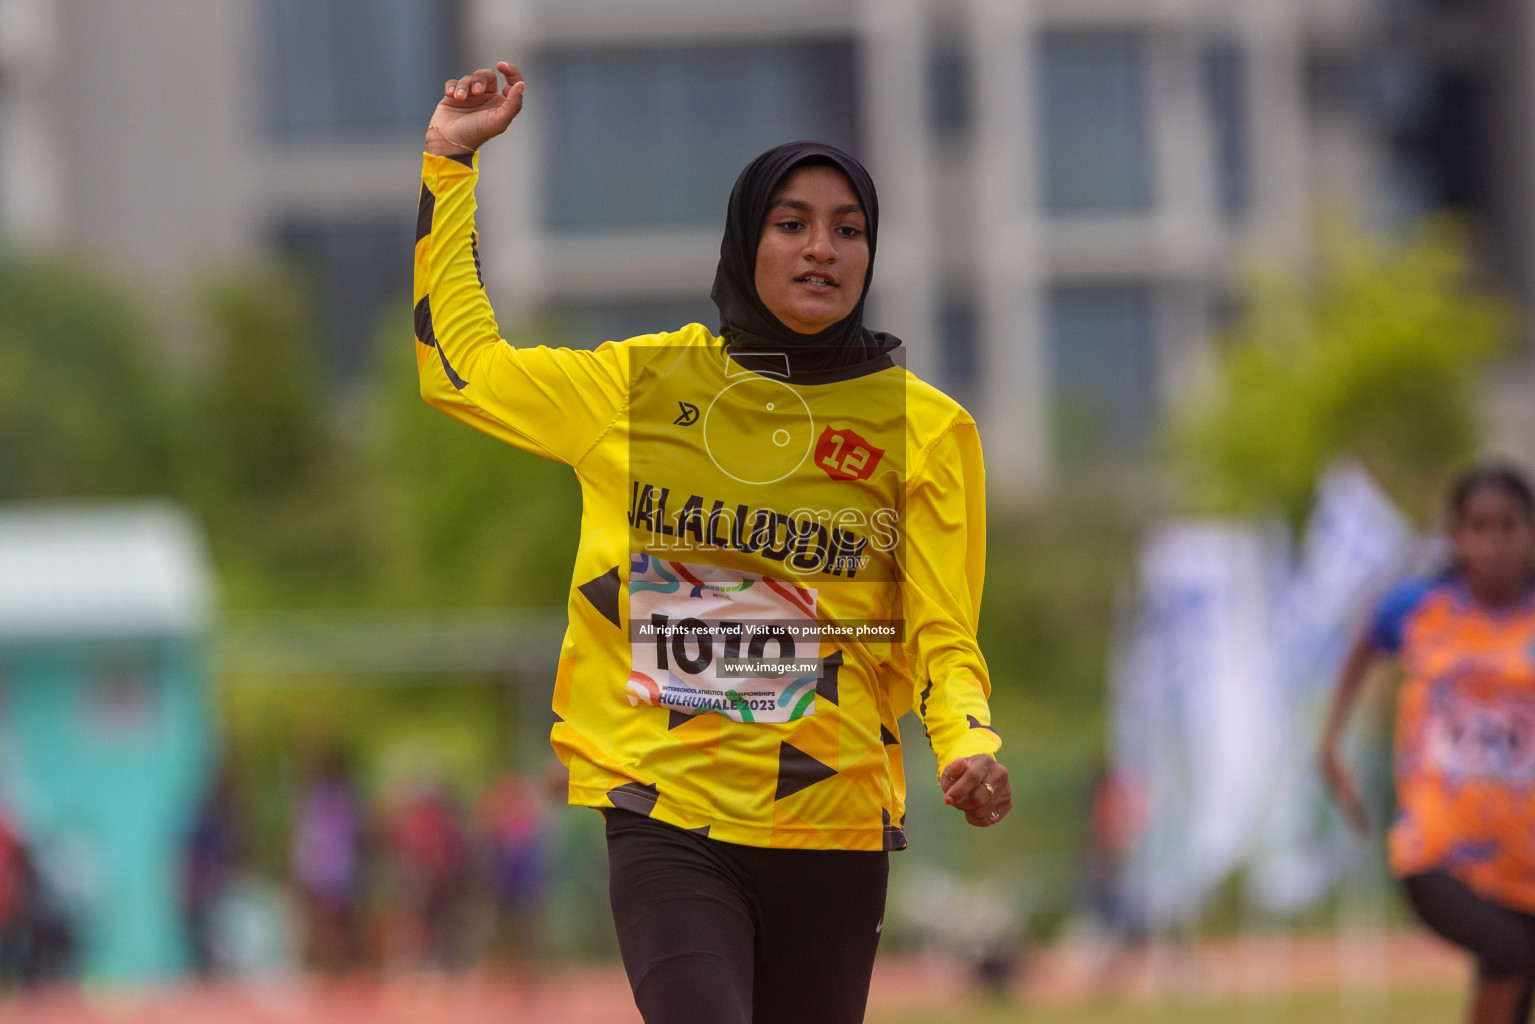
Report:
0,0,1531,498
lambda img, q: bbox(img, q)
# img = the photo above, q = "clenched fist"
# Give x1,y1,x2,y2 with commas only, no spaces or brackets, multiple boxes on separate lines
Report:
940,753,1012,827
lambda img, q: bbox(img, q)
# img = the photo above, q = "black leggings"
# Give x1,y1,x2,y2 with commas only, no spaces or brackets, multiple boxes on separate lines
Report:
1403,871,1535,1021
604,808,888,1024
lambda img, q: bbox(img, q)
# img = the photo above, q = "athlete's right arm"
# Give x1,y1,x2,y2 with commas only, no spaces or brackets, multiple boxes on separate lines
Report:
1317,627,1382,836
415,63,628,464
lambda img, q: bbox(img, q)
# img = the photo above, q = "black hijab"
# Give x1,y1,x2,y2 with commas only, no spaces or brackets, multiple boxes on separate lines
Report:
710,141,902,380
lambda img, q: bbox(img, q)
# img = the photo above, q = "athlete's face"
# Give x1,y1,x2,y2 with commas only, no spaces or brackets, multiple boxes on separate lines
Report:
1452,485,1535,602
753,166,869,335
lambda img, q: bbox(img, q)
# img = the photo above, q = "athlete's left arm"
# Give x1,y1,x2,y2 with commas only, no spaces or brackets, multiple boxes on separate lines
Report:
902,416,1010,825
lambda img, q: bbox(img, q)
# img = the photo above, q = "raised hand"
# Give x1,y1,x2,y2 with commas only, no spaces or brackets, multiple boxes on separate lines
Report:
424,61,526,157
940,753,1012,827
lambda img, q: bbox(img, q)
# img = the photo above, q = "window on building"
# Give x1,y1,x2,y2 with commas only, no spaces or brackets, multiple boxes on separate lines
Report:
549,297,721,348
1421,73,1487,213
929,39,972,142
937,290,980,403
276,218,414,379
265,0,460,140
1202,39,1250,220
1380,0,1460,12
542,41,858,232
1357,54,1489,228
1350,55,1429,225
1037,32,1154,215
1046,283,1158,456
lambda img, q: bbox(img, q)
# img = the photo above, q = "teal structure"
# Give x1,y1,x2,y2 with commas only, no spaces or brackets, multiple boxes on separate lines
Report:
0,503,215,984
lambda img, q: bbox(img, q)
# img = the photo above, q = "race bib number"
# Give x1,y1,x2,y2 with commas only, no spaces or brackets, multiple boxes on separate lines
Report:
1425,688,1535,784
626,554,821,723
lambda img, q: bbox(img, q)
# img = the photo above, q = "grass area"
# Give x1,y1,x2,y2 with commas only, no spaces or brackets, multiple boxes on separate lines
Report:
870,984,1466,1024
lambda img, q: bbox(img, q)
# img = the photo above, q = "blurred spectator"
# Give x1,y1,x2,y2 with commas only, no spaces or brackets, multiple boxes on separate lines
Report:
290,748,365,973
475,770,550,979
14,847,74,986
381,778,470,971
184,767,241,977
0,809,74,988
206,873,301,980
1081,764,1147,993
0,808,28,981
898,865,1028,999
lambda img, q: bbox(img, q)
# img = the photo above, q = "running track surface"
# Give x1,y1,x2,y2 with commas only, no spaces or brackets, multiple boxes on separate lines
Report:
0,931,1467,1024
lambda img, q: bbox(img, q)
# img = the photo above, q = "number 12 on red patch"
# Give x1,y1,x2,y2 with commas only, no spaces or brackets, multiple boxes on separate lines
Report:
815,426,885,482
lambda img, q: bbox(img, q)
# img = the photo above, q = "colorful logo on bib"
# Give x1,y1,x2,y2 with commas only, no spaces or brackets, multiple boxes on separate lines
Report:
815,426,884,482
626,671,661,707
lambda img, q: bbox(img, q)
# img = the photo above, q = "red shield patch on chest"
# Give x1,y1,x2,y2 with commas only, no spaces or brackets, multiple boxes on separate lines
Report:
815,426,885,481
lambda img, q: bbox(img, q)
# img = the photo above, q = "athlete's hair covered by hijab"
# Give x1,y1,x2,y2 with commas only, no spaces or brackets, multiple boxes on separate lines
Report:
711,141,902,376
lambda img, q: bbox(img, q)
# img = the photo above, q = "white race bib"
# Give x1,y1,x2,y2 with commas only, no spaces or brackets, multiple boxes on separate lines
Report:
627,553,821,723
1425,687,1535,784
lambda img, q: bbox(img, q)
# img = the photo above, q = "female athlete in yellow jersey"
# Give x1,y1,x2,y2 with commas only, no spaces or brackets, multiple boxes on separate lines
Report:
419,62,1011,1023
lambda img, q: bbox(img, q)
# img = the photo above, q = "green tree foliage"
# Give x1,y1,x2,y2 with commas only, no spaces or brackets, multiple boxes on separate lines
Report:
0,253,179,499
182,268,371,608
963,491,1136,917
1175,216,1516,524
365,308,582,609
194,271,326,497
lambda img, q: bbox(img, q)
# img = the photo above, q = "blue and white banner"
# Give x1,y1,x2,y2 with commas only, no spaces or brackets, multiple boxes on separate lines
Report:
1114,520,1283,926
1247,462,1412,913
1113,462,1413,923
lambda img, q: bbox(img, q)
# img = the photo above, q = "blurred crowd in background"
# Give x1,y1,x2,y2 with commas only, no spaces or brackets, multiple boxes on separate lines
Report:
190,756,556,980
0,755,563,988
0,0,1533,1002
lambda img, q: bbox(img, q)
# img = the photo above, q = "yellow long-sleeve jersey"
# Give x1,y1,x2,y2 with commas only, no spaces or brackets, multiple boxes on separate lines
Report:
414,151,1000,851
